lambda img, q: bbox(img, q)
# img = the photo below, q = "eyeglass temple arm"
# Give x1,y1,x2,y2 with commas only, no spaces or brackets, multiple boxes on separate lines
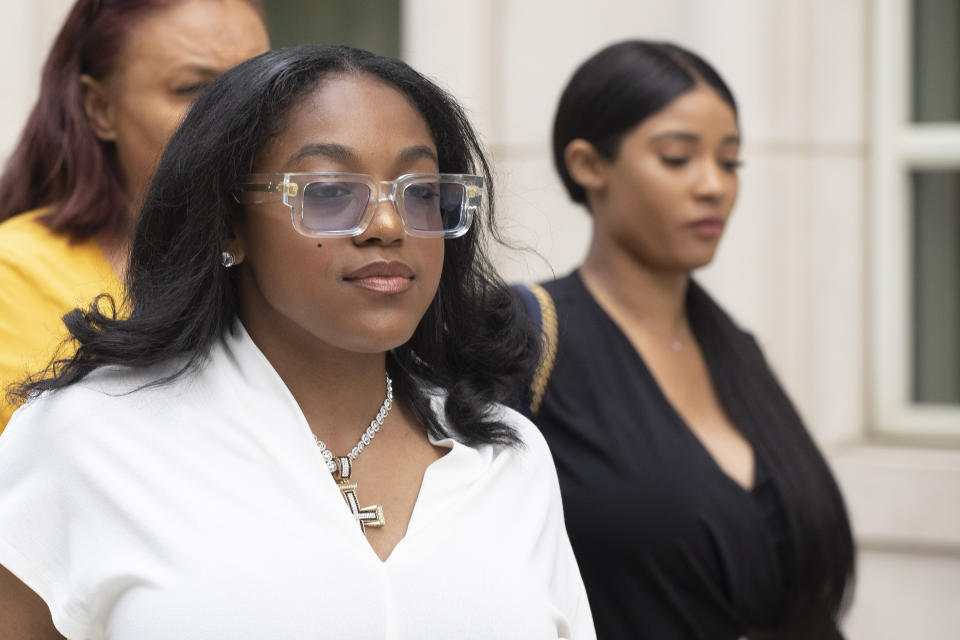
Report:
235,181,299,204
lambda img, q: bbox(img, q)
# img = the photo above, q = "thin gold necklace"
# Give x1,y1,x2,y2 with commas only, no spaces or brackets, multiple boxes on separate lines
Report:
639,320,690,352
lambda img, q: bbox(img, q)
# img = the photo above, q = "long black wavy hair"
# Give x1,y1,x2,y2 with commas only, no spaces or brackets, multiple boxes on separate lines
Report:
551,40,854,639
12,45,540,446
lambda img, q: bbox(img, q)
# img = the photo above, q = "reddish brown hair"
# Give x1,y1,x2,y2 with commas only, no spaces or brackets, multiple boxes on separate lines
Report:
0,0,265,242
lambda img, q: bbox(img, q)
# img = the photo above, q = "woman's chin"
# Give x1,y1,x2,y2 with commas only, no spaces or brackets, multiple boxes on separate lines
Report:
336,325,419,355
677,242,723,272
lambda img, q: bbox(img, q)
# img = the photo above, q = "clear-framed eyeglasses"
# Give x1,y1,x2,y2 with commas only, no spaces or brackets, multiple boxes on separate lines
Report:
236,172,483,239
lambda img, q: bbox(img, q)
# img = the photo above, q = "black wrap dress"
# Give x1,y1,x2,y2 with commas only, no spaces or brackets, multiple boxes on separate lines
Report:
533,272,789,639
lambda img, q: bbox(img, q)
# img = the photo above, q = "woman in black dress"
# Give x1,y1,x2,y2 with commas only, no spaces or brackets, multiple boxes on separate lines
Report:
520,40,854,639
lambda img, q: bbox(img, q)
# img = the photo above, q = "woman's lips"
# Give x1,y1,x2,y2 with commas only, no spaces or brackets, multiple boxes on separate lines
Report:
688,218,725,238
344,261,414,294
348,276,413,294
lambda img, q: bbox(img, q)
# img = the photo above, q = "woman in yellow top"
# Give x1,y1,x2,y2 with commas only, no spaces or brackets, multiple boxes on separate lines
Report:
0,0,270,428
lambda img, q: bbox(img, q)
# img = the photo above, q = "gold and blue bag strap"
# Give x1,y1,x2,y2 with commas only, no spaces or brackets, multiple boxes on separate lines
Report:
513,283,558,416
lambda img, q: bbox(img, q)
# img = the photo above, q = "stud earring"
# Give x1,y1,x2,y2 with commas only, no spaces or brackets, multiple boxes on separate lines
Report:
221,251,236,268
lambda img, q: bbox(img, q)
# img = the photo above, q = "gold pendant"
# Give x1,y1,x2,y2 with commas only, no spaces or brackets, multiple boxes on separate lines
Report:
335,456,385,534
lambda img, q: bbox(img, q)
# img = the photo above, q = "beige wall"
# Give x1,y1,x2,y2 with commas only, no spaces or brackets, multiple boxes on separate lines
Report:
404,1,960,637
405,0,868,443
0,0,76,163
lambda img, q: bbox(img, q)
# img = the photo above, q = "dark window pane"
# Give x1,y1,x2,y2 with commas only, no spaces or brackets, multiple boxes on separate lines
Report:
912,0,960,122
912,170,960,403
262,0,400,58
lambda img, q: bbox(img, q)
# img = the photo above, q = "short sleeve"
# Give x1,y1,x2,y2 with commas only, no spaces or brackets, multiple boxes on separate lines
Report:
0,396,96,638
499,405,597,640
0,253,71,429
0,212,122,432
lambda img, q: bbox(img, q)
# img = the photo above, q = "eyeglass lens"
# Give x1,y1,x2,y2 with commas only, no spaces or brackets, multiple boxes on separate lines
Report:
300,180,466,233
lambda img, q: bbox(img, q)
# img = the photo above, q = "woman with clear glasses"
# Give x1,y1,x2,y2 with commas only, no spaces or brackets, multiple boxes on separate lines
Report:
516,40,853,639
0,45,594,639
0,0,270,430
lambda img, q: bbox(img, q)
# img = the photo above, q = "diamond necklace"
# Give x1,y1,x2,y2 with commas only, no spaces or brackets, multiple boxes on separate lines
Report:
313,372,393,534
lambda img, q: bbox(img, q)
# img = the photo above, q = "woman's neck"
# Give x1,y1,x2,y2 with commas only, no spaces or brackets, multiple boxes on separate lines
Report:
98,232,131,282
580,235,690,338
240,312,391,452
97,203,137,282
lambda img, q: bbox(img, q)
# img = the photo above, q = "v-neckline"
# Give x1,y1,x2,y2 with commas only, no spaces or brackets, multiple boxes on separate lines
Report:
223,321,496,566
310,429,469,565
571,270,758,494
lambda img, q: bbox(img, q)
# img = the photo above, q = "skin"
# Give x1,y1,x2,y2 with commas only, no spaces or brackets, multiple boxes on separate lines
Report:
566,86,755,490
0,565,61,639
0,72,452,638
227,74,448,562
81,0,270,278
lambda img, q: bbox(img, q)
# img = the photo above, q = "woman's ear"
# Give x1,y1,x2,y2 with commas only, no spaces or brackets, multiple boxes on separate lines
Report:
564,139,608,193
80,74,117,142
221,224,248,267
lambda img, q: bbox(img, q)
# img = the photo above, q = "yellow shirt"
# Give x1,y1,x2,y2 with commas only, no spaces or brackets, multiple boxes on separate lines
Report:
0,209,123,431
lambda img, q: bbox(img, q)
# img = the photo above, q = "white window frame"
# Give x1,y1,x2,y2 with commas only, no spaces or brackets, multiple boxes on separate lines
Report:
873,0,960,437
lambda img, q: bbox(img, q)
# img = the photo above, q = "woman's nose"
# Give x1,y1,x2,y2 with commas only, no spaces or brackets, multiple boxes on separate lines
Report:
693,158,728,201
354,195,405,246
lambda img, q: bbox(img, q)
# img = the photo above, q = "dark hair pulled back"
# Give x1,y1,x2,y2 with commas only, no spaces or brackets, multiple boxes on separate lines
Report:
552,40,738,206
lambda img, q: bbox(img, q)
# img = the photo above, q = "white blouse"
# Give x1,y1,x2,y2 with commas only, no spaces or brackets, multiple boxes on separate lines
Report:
0,322,594,639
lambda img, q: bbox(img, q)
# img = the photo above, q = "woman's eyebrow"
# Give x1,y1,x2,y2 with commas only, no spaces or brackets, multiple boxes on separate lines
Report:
649,132,742,145
170,64,220,78
396,145,439,166
283,144,438,169
285,143,359,167
650,131,700,143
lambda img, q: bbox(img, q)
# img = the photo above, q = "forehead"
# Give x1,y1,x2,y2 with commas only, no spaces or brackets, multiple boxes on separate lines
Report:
114,0,268,76
640,87,739,137
255,74,437,172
